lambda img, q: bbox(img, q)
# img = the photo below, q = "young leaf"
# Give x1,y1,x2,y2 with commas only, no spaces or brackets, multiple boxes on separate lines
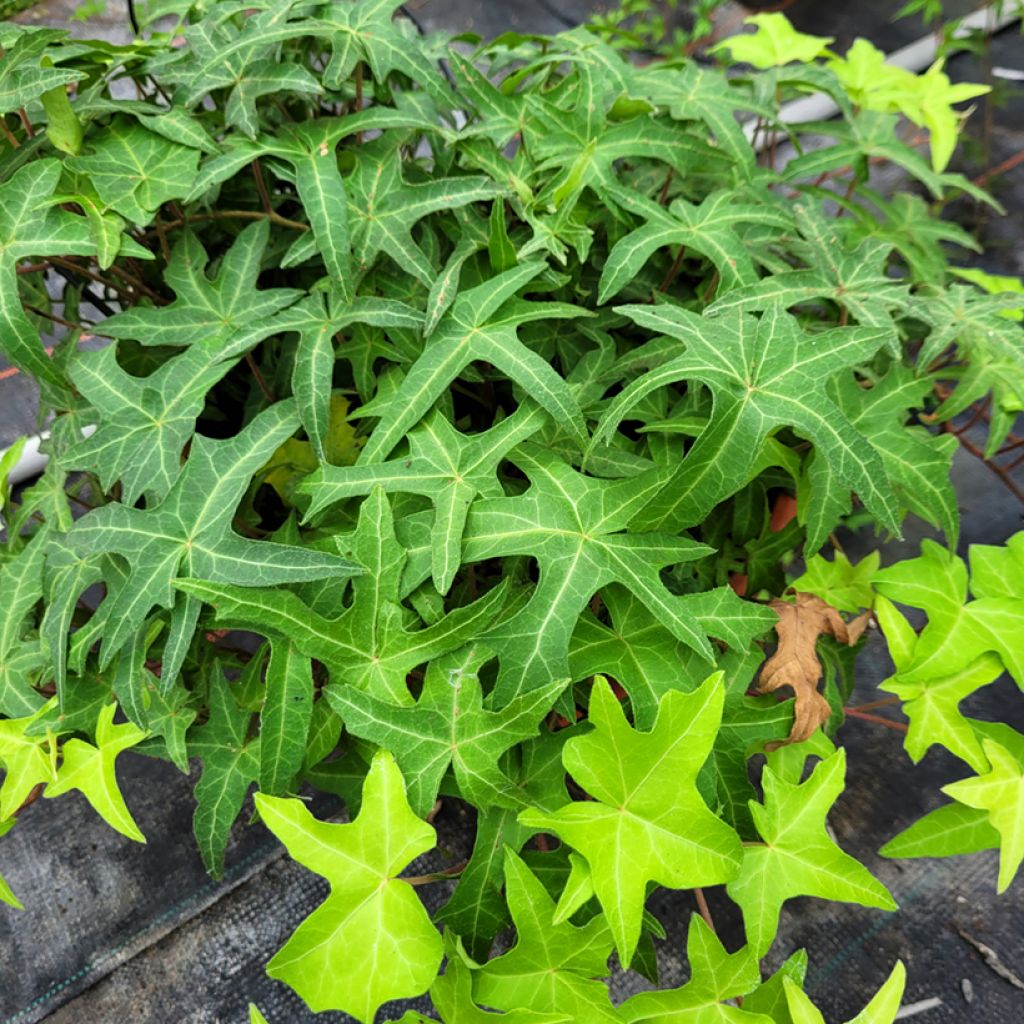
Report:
44,702,148,842
880,800,999,860
256,749,443,1020
0,700,58,820
621,915,771,1024
871,539,1024,686
727,750,896,956
520,675,743,966
942,739,1024,892
0,827,23,910
782,961,905,1024
710,14,833,68
472,848,620,1023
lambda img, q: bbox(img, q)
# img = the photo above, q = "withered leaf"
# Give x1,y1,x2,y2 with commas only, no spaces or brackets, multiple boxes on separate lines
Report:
759,593,872,745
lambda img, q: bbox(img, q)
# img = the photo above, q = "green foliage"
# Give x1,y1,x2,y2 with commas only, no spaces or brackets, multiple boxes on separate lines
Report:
0,3,1020,1019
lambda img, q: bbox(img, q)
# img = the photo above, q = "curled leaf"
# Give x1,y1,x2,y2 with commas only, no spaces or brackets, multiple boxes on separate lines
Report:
759,593,871,745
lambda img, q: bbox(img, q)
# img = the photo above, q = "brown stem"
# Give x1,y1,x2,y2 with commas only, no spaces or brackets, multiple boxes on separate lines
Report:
972,148,1024,188
251,160,273,215
658,167,674,205
15,783,45,815
844,707,908,733
245,353,276,403
1,117,20,149
17,108,35,138
24,304,86,331
404,860,467,886
846,696,901,712
141,209,309,237
693,887,716,933
658,246,686,294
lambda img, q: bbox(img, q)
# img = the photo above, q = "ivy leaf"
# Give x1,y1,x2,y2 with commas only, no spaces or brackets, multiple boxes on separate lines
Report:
259,640,313,797
347,135,502,284
148,8,322,138
0,700,58,821
782,962,905,1024
59,341,239,505
520,675,743,966
472,848,620,1024
598,184,790,302
419,956,568,1024
710,14,834,69
596,304,897,535
943,739,1024,892
357,262,591,463
0,159,97,391
460,445,757,705
638,62,762,171
871,538,1024,687
316,0,451,102
303,402,547,592
435,728,573,957
188,672,260,877
328,644,569,816
66,117,199,225
44,702,148,842
569,584,714,730
64,401,361,689
726,749,896,956
876,593,999,773
178,488,507,705
0,818,23,910
0,535,48,718
706,206,907,345
255,749,443,1020
621,914,772,1024
790,551,879,615
0,29,84,115
276,291,424,460
98,219,302,352
880,799,1000,862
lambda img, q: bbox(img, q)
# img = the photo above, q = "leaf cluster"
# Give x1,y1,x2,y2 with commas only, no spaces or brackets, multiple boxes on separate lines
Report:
0,3,1021,1020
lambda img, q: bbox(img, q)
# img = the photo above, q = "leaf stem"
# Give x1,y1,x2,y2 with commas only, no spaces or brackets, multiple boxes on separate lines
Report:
403,860,467,886
693,887,716,933
844,707,908,732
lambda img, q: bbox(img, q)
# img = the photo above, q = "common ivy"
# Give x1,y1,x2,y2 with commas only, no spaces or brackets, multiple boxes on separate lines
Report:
1,3,1023,1021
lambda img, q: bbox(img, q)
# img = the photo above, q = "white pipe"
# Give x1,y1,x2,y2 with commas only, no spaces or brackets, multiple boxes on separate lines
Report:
2,425,96,487
747,3,1022,147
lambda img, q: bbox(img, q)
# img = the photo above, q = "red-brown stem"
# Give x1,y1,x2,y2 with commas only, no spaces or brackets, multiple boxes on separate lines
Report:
847,696,901,712
973,148,1024,188
246,353,276,403
1,118,20,149
17,108,35,138
658,167,674,205
658,246,686,294
693,887,716,933
844,708,908,733
251,160,273,215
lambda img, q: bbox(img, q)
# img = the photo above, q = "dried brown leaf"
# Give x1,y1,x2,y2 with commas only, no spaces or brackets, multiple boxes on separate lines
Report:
759,592,869,746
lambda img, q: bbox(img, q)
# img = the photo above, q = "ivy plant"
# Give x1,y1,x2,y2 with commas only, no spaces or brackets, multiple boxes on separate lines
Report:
1,3,1023,1022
